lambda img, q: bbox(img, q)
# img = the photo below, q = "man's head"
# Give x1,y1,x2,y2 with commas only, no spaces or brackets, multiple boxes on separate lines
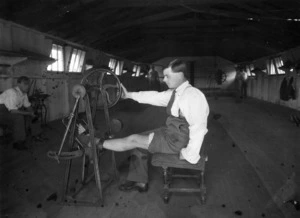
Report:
17,76,30,93
163,59,188,89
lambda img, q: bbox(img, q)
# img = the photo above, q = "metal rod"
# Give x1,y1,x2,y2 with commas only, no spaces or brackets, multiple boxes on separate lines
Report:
85,95,103,203
57,97,80,160
81,152,86,183
101,90,112,136
61,104,79,203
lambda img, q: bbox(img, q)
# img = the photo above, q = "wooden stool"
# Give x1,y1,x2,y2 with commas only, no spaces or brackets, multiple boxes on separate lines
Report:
151,153,207,204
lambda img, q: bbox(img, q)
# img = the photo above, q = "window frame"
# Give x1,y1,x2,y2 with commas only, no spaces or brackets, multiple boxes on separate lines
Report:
132,64,141,77
47,43,65,72
108,58,117,72
246,64,255,77
68,48,86,73
267,56,285,75
115,60,124,76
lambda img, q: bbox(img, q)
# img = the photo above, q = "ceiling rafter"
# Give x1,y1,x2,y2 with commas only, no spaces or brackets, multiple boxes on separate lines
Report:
1,0,299,63
144,18,246,28
181,5,290,21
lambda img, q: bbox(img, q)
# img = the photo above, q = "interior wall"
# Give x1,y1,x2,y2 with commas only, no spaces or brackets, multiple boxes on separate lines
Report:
248,46,300,111
0,19,106,121
153,56,237,90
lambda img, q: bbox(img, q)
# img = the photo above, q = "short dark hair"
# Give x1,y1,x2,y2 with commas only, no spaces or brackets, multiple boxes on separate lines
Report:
168,59,188,78
17,76,30,84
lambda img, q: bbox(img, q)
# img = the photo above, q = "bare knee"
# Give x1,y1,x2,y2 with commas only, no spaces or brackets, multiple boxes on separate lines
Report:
126,134,139,143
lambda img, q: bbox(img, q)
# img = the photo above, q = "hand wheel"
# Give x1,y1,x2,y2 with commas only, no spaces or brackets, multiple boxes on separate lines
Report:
81,68,122,109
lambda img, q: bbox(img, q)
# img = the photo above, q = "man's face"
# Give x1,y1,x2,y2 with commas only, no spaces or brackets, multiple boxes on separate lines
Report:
18,81,30,93
163,67,185,89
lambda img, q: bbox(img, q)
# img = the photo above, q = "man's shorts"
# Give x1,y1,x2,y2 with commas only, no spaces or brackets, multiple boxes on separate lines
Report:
140,127,188,155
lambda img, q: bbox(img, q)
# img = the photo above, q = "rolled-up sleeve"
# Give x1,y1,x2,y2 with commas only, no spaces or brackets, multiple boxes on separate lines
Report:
179,89,209,164
2,90,19,111
127,90,172,107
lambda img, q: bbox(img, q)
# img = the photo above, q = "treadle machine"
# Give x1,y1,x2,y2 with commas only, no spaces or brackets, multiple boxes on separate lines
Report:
47,68,122,206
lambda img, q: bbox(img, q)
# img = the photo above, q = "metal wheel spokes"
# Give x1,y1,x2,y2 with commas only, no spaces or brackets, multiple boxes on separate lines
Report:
81,68,122,110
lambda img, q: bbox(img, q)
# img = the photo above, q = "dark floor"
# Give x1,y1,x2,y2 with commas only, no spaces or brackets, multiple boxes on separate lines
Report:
0,97,299,218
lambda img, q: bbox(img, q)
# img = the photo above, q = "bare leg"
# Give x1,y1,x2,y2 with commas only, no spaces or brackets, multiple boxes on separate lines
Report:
102,133,152,152
78,129,154,152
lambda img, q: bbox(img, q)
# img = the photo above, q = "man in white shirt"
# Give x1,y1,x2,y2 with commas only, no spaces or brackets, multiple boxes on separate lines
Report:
79,59,209,192
0,76,40,149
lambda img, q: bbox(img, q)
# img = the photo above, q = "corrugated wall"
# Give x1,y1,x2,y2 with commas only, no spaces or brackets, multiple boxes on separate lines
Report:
248,46,300,111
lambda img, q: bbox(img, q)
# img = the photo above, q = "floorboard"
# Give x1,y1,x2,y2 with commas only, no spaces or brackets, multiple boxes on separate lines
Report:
0,97,299,218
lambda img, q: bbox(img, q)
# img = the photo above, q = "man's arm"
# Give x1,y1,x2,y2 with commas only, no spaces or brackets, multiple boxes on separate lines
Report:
127,91,172,107
122,83,172,107
10,109,34,116
4,89,34,116
179,89,209,164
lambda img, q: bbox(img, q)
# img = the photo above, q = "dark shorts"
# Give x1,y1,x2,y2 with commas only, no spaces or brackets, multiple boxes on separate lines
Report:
140,126,188,155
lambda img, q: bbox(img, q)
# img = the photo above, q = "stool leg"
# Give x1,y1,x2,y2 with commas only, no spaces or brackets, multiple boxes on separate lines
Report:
200,170,206,204
162,167,170,204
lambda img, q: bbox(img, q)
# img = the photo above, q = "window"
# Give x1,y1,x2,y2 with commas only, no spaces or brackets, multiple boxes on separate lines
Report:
47,44,64,72
132,64,141,77
266,56,284,75
246,64,255,77
237,64,254,79
274,57,284,74
109,58,117,71
115,61,124,75
68,48,86,73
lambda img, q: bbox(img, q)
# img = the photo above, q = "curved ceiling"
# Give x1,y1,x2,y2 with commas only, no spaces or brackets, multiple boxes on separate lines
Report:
1,0,300,63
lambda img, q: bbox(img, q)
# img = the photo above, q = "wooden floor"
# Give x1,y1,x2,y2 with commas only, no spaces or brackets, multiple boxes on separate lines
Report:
0,97,299,218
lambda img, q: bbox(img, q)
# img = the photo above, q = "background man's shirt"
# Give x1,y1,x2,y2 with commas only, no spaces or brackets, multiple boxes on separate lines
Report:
127,81,210,164
0,87,31,110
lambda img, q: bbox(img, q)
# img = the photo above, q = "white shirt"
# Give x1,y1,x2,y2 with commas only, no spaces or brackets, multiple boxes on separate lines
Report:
0,86,31,110
128,81,210,164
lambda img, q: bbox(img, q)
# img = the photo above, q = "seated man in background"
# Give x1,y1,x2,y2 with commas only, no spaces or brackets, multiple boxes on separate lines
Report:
78,59,210,192
0,76,43,150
